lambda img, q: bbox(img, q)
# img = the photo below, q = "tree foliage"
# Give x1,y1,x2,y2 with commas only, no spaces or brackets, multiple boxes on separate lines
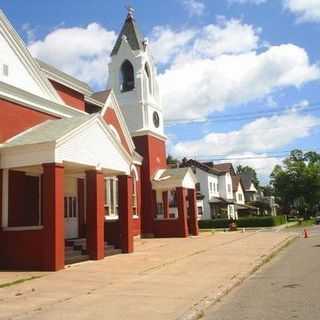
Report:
270,149,320,217
236,165,259,188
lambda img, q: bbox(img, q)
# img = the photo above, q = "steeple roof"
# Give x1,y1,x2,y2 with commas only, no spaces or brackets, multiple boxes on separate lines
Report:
111,12,144,56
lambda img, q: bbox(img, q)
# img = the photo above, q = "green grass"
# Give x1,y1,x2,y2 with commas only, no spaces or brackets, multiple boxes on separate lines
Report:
0,276,42,289
287,218,315,228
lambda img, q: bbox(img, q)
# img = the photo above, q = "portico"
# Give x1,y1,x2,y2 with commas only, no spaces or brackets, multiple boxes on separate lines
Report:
0,115,135,271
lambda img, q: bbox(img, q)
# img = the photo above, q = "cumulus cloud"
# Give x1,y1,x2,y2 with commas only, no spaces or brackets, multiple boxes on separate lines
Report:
182,0,206,16
160,43,320,120
284,0,320,23
172,110,320,158
28,23,116,88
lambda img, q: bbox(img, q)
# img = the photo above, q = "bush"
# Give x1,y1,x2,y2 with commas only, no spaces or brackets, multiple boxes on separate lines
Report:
199,216,287,229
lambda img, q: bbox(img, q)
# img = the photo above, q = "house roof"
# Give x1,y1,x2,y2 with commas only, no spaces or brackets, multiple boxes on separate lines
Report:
240,174,257,192
182,159,223,175
111,13,144,56
212,163,235,175
36,59,92,96
91,89,112,103
231,176,241,192
3,115,96,147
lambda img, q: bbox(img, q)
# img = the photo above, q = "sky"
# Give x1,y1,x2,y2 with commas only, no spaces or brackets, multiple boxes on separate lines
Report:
2,0,320,183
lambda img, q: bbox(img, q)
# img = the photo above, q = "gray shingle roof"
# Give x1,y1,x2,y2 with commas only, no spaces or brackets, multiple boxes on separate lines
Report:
111,14,144,56
91,89,112,103
4,115,96,147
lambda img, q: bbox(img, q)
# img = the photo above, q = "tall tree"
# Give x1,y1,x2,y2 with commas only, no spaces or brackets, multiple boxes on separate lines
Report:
236,165,259,188
270,149,320,217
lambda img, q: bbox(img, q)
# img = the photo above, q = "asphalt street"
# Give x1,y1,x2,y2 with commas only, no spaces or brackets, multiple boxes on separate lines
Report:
203,226,320,320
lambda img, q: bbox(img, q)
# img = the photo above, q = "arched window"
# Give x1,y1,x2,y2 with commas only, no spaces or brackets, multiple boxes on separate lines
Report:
120,60,135,92
145,63,152,95
131,166,139,217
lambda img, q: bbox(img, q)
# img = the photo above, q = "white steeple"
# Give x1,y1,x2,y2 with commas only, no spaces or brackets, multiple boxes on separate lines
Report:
108,10,165,139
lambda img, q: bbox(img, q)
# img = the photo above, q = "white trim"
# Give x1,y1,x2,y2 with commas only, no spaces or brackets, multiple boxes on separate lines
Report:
105,215,119,221
0,81,86,118
133,215,139,220
130,164,139,181
84,96,104,108
3,226,44,231
101,90,135,153
1,169,8,228
131,129,167,142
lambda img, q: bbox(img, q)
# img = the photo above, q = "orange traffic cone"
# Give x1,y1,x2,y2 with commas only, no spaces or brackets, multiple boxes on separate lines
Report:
304,229,309,238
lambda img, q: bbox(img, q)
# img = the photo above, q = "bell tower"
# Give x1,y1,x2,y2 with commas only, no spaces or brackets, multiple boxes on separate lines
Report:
109,9,167,236
108,8,165,139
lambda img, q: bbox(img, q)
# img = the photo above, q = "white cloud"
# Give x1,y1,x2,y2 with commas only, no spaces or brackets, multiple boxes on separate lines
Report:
149,26,196,65
172,110,320,158
284,0,320,23
160,43,320,120
182,0,206,16
28,23,116,88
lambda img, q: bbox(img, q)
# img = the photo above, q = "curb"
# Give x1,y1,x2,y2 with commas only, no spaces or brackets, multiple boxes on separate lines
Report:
176,235,297,320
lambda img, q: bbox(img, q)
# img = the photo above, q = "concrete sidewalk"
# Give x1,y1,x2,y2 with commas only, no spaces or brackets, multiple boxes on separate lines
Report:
0,231,295,320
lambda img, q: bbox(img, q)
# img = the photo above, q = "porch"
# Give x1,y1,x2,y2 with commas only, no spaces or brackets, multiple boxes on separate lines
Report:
0,115,135,271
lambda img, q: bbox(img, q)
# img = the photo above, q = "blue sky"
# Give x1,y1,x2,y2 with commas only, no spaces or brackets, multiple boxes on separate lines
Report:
2,0,320,182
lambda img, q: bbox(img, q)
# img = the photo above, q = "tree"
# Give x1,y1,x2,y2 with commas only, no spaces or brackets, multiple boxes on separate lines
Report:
270,149,320,217
236,165,259,188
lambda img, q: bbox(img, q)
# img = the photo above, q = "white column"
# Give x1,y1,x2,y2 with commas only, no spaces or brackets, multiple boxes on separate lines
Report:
2,169,9,228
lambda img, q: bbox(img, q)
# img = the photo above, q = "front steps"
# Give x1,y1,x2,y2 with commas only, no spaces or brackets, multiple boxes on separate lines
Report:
65,238,122,265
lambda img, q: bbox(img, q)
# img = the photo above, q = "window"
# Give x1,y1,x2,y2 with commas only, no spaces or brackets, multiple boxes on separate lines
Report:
238,194,243,202
168,190,177,208
120,60,134,92
196,183,201,192
213,183,216,193
217,183,219,192
228,184,231,193
197,206,203,215
210,182,213,192
104,177,119,217
3,64,9,77
131,170,138,217
145,63,152,95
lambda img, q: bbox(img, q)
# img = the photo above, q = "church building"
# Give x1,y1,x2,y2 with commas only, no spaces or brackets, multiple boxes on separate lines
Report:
0,9,199,271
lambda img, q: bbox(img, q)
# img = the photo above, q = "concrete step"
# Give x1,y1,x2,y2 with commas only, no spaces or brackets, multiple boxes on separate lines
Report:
105,248,122,257
65,254,89,265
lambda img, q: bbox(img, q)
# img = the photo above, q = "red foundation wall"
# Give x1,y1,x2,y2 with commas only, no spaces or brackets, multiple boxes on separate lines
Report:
153,220,185,238
0,230,46,270
0,99,57,143
50,80,85,112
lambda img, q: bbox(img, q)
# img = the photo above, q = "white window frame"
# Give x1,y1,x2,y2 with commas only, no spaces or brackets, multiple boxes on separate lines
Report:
104,177,119,219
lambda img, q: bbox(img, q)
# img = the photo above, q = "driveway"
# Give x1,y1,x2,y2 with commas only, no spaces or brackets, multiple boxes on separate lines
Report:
0,231,294,320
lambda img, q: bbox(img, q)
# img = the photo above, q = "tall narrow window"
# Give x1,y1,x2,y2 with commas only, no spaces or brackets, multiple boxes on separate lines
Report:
145,63,152,95
132,172,138,216
104,177,119,217
120,60,134,92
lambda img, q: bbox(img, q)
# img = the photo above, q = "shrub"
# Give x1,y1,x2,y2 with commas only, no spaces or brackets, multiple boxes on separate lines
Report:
199,216,287,229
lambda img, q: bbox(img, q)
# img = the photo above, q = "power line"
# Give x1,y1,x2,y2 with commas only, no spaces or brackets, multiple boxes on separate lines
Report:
164,101,320,126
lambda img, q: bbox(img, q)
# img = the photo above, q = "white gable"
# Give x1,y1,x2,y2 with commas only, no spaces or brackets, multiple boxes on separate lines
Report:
0,10,62,103
56,120,130,175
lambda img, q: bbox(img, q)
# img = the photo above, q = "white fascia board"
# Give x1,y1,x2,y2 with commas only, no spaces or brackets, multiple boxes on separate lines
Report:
0,10,64,104
84,96,104,108
101,90,136,153
0,81,87,118
131,129,167,141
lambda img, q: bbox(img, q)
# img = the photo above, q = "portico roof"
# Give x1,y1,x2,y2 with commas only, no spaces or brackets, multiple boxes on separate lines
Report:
152,167,197,190
0,115,132,175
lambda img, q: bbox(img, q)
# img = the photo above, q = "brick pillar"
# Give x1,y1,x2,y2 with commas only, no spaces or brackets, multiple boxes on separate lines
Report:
163,191,169,219
188,189,199,236
118,175,133,253
0,169,2,228
42,163,64,271
86,170,105,260
176,187,189,238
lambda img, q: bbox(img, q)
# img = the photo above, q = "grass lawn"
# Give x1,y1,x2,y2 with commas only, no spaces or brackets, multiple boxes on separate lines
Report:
287,219,315,228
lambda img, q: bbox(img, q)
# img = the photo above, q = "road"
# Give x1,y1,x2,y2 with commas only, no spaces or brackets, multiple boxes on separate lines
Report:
202,225,320,320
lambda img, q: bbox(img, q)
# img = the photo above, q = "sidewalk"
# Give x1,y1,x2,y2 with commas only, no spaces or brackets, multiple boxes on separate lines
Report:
0,231,295,320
